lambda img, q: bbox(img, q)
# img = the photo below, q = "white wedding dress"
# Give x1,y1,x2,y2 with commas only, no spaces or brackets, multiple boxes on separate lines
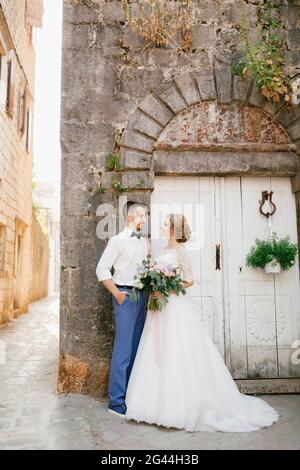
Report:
125,245,279,432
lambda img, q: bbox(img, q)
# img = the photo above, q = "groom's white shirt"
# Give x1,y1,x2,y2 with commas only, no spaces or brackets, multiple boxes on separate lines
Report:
96,226,149,287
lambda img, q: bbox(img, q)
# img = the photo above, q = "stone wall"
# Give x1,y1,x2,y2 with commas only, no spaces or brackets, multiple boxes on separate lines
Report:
59,0,300,397
29,208,49,302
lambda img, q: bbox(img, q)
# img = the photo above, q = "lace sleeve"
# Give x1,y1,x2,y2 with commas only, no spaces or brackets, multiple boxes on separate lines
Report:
178,247,194,283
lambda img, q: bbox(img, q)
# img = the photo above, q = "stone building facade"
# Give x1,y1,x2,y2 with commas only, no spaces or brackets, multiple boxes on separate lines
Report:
30,207,49,302
59,0,300,397
0,0,47,324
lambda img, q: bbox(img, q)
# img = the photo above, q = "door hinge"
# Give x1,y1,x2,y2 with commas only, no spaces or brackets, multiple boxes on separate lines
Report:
215,243,221,270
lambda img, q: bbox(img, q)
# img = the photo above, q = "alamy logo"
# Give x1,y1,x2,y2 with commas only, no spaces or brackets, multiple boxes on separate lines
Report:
95,195,204,250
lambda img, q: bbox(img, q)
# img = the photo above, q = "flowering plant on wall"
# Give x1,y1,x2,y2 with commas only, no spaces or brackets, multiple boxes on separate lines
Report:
245,232,298,274
234,0,292,104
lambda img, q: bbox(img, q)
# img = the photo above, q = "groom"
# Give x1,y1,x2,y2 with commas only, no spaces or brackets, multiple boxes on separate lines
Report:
96,202,149,416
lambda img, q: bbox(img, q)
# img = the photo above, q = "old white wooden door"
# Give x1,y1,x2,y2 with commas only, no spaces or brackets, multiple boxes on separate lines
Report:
151,176,300,379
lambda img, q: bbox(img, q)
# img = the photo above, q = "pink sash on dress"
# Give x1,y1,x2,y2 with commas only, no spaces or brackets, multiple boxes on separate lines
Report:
149,309,161,367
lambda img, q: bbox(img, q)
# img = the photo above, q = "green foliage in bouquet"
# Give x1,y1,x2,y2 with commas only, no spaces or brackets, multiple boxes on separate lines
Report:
130,254,186,311
245,232,298,271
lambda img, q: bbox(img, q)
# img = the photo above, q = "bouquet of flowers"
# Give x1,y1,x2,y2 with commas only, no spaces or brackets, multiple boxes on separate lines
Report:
130,254,186,311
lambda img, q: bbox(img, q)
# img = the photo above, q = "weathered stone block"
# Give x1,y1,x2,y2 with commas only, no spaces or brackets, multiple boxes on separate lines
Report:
61,237,99,269
294,140,300,155
284,50,300,70
193,69,216,101
221,3,258,26
214,64,232,104
61,184,98,217
61,49,119,122
150,48,179,66
102,1,125,23
191,0,219,23
158,85,187,114
61,121,115,154
63,2,101,24
95,24,121,48
287,29,300,48
287,119,300,141
121,170,154,190
262,100,285,117
174,74,201,106
138,95,173,126
291,174,300,193
191,24,216,49
62,23,88,50
153,150,298,175
248,84,267,108
219,29,241,49
275,105,300,129
121,130,154,153
178,51,211,68
236,378,300,394
127,110,163,139
61,152,110,190
63,22,120,50
233,75,252,102
281,6,300,30
121,24,148,49
119,190,152,213
61,214,102,244
58,351,110,397
121,148,152,169
118,67,163,100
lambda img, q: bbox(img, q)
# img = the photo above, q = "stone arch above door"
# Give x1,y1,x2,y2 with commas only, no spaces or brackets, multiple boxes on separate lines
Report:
157,102,290,149
120,68,300,192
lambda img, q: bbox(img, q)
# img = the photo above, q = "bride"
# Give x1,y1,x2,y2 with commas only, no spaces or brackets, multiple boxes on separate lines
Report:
125,213,279,433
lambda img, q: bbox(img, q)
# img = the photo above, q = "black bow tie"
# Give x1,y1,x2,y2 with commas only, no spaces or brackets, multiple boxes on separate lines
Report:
131,231,141,239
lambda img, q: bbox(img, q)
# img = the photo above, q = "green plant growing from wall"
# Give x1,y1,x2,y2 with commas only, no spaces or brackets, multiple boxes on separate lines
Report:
112,177,127,195
86,130,131,197
106,153,122,172
234,0,292,103
95,185,106,194
134,178,146,189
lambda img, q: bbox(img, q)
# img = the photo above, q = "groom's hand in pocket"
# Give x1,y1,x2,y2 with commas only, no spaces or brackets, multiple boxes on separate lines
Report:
115,290,128,305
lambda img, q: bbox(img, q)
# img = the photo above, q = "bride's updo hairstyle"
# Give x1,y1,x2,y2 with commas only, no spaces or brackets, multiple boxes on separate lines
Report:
168,213,192,243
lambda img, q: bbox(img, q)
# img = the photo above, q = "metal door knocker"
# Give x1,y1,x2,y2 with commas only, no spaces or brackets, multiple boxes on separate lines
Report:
259,191,276,218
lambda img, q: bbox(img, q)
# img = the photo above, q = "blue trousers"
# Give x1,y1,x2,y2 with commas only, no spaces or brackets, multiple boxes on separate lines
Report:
109,287,147,407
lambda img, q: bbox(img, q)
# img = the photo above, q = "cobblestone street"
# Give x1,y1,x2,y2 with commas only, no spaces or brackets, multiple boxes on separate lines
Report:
0,296,299,450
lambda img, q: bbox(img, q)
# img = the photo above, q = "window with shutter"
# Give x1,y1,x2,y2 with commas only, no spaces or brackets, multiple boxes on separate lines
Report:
5,59,14,118
0,224,6,272
0,52,8,111
26,107,31,152
19,82,27,136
